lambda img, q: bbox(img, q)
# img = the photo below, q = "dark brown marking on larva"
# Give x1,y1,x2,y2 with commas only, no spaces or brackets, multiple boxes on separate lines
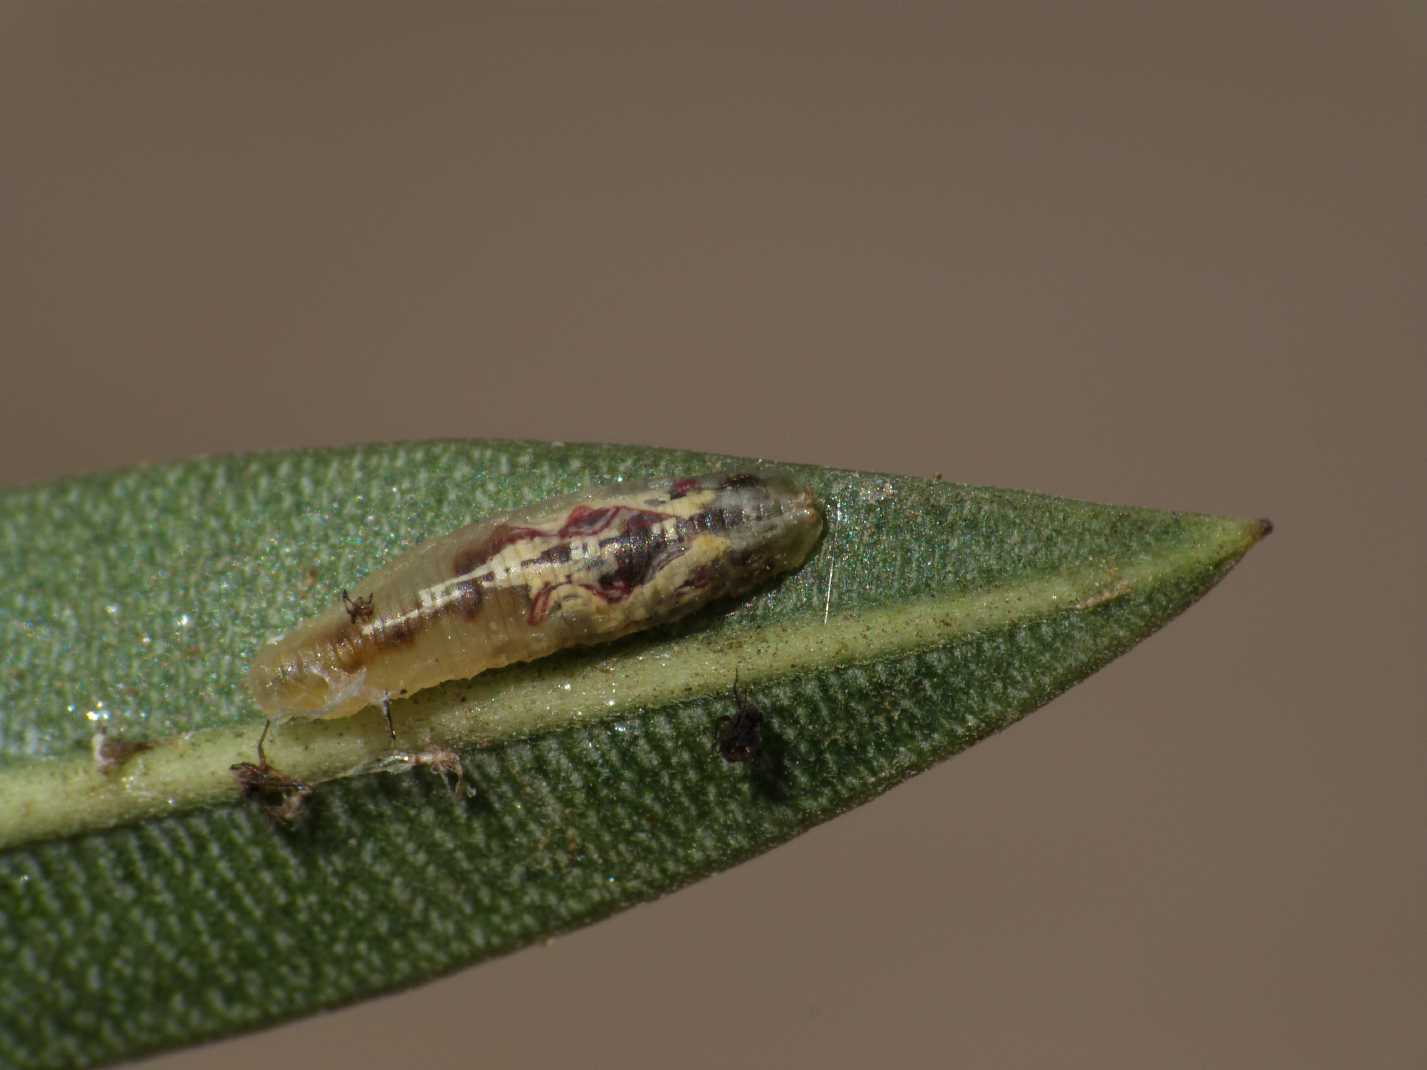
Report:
316,621,371,673
719,473,765,490
691,505,744,539
451,546,484,579
526,523,691,622
452,537,495,580
451,577,485,620
739,543,785,581
319,612,409,671
714,506,746,532
533,542,573,567
451,522,540,579
323,507,679,667
375,611,422,649
599,527,674,599
680,511,705,534
341,589,375,624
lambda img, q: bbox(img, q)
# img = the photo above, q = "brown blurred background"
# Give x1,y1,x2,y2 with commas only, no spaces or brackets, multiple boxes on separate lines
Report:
2,3,1422,1067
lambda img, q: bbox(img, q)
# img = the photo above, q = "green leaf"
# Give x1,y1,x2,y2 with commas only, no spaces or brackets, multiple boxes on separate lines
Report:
0,440,1268,1068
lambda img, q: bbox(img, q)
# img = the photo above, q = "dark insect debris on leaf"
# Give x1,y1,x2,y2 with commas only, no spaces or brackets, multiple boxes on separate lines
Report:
716,674,764,763
230,720,313,825
91,726,154,776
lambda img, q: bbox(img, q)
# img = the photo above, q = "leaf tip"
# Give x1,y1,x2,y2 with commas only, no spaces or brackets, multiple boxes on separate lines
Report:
1215,514,1273,574
1220,514,1274,554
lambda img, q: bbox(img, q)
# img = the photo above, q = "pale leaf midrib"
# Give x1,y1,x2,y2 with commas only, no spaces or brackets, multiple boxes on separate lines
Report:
0,519,1257,852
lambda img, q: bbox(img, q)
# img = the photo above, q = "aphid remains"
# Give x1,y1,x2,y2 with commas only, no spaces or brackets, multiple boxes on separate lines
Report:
248,472,823,726
91,726,153,776
715,674,764,764
341,589,375,624
230,721,313,824
369,747,470,799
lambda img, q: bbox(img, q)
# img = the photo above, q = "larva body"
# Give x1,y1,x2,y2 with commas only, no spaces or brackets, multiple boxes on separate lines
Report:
248,472,823,722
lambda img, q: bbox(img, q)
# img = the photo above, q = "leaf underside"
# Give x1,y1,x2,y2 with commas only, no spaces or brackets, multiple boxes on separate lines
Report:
0,440,1268,1069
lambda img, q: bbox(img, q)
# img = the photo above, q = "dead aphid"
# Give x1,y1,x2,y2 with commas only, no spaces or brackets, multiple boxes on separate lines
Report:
369,747,472,799
91,726,153,776
340,588,375,624
408,747,469,799
715,674,764,764
230,720,313,825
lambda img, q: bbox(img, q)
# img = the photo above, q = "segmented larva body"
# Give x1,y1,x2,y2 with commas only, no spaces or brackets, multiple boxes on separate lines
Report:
248,472,823,722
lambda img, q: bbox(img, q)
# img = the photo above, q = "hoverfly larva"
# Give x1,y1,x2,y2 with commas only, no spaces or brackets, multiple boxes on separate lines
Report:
248,473,823,734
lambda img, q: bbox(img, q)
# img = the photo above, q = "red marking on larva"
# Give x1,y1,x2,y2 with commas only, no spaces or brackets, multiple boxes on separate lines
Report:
525,542,684,624
527,582,558,625
669,477,702,499
527,579,630,625
557,504,621,537
677,563,715,593
497,506,685,626
558,503,676,538
454,506,673,579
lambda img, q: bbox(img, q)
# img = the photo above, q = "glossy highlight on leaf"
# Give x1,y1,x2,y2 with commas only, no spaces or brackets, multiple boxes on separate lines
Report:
0,440,1269,1068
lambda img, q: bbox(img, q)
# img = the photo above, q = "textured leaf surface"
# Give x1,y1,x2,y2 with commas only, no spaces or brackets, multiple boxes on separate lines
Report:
0,441,1268,1068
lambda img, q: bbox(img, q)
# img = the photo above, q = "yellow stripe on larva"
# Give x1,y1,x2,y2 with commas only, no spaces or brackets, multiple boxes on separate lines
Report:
247,473,823,722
